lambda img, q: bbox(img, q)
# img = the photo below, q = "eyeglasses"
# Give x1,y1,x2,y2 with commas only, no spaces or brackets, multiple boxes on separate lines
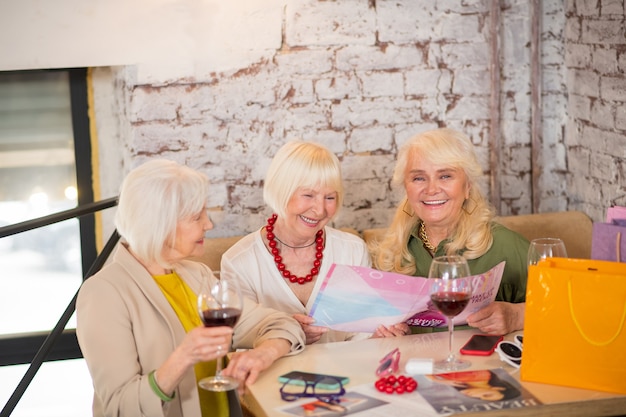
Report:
496,337,523,369
279,376,345,403
376,348,400,377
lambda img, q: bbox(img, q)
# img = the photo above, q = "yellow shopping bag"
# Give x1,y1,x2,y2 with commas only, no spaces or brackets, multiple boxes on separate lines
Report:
521,258,626,394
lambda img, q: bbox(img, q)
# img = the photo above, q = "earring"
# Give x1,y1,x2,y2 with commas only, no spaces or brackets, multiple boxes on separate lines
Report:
462,197,477,215
402,199,414,217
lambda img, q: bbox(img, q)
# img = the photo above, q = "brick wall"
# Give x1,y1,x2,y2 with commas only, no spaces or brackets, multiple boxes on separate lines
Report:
92,0,625,238
565,0,626,221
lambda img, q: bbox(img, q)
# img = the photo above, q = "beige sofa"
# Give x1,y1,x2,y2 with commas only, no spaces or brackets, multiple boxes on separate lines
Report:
192,211,593,271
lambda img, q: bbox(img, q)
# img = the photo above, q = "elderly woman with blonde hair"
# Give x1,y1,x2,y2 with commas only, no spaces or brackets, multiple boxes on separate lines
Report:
222,140,409,344
371,128,529,335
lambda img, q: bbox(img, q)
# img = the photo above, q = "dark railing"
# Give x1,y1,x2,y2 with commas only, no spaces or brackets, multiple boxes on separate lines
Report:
0,197,119,417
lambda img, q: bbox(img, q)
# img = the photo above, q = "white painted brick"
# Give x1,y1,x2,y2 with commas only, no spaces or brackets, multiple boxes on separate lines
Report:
349,126,394,153
601,0,624,15
359,71,404,98
335,45,425,72
590,100,616,130
590,152,617,181
437,43,490,68
405,69,453,96
315,73,360,100
600,76,626,101
274,49,334,75
376,0,439,43
286,0,376,46
452,70,490,95
300,131,348,155
592,47,618,72
446,96,490,121
568,94,591,121
341,154,396,181
568,69,600,97
616,105,626,130
331,98,422,128
276,78,315,104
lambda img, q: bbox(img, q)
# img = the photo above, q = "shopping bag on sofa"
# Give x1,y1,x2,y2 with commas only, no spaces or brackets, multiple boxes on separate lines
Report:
591,221,626,262
521,258,626,394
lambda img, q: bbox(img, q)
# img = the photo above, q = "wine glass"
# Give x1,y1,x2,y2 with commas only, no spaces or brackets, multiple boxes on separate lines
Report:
527,238,567,266
428,255,473,372
197,271,243,391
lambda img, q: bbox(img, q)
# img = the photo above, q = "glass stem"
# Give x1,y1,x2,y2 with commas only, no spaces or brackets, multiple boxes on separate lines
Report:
447,316,454,362
215,349,223,377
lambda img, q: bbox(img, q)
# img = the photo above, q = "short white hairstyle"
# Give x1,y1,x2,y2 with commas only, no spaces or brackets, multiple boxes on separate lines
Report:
263,141,344,219
115,159,209,267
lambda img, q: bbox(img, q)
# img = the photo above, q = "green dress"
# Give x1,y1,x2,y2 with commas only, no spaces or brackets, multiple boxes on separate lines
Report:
407,223,530,334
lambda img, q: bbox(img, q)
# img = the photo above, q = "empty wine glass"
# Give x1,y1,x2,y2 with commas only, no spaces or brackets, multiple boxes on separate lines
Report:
428,255,473,372
527,238,567,266
197,271,243,391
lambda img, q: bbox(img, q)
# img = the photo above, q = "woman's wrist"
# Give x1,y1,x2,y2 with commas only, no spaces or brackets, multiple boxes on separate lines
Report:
149,370,175,402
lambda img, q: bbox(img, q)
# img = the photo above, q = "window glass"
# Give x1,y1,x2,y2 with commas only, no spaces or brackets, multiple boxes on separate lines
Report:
0,70,81,335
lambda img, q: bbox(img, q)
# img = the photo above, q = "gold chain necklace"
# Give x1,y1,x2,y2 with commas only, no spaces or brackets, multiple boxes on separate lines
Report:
419,221,436,252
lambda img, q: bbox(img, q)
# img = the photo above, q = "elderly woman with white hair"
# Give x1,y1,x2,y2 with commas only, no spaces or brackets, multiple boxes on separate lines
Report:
221,140,409,344
370,128,529,335
76,159,304,417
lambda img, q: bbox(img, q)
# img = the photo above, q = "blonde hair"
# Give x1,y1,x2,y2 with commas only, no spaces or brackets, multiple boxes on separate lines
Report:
115,159,209,268
371,128,495,274
263,141,344,218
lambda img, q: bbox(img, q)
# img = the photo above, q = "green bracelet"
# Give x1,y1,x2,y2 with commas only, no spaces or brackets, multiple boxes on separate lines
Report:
148,370,175,402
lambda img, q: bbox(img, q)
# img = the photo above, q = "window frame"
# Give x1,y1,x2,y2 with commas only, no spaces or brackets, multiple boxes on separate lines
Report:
0,67,95,366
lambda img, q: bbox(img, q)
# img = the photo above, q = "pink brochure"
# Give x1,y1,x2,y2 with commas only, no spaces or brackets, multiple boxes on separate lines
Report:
309,262,505,333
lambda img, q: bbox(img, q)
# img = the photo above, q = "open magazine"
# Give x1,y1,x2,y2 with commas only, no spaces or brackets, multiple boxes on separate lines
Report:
309,262,505,333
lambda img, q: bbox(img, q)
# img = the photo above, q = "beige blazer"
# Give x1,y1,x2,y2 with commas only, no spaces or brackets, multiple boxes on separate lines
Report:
76,243,305,417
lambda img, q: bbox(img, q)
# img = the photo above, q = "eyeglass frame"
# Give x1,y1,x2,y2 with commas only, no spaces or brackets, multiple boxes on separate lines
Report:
279,376,346,403
376,348,400,377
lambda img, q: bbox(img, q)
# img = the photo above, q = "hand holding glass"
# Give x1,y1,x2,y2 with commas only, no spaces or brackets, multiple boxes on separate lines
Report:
527,238,567,266
197,271,243,391
429,255,473,372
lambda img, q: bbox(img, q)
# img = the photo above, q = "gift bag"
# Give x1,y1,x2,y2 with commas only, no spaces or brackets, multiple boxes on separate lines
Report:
521,258,626,394
591,221,626,262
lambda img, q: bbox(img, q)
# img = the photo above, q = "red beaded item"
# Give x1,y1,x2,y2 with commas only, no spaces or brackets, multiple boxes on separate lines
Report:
266,214,324,285
374,375,418,394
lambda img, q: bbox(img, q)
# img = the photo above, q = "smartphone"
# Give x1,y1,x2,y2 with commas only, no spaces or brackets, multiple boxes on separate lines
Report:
278,371,349,389
459,334,504,356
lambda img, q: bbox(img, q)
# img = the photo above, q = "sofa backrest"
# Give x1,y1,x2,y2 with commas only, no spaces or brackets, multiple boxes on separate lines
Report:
362,210,593,260
192,211,593,271
191,227,360,272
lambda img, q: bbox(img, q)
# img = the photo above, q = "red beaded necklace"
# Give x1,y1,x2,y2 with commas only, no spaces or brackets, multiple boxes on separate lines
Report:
265,214,324,285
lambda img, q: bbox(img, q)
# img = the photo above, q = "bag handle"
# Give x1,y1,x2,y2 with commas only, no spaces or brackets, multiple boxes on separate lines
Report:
617,232,621,263
568,280,626,346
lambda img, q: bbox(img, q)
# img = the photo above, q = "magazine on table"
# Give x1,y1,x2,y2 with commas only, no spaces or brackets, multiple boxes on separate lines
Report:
413,368,542,413
309,262,505,333
275,369,540,416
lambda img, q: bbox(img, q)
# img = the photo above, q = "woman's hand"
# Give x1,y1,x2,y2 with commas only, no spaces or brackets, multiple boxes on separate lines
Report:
371,322,410,338
178,326,234,367
466,302,525,335
293,313,328,344
221,339,291,394
155,326,233,396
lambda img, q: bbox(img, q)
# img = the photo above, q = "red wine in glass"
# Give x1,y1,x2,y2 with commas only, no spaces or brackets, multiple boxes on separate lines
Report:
197,271,243,391
428,255,473,372
201,307,241,328
431,291,471,317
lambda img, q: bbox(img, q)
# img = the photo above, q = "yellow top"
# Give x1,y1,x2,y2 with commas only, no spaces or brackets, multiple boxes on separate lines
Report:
153,271,228,417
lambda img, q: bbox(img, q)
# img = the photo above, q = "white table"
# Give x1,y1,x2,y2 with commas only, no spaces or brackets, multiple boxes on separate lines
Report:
242,329,626,417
